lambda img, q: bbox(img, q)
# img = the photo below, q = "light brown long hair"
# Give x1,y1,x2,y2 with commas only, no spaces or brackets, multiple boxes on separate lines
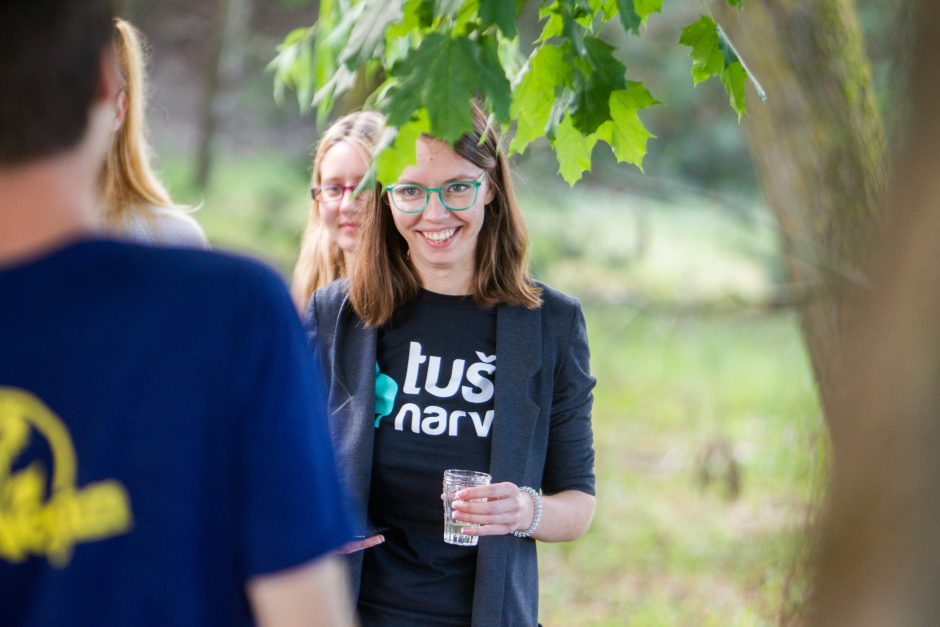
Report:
350,101,541,327
291,111,386,308
100,19,184,230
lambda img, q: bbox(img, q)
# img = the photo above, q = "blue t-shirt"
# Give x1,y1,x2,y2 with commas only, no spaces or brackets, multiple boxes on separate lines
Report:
0,238,352,626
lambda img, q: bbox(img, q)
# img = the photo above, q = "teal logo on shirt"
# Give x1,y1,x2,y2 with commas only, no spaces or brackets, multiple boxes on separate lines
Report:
374,363,399,428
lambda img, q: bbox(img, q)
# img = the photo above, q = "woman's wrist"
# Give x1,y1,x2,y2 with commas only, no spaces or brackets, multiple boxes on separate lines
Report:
512,486,542,538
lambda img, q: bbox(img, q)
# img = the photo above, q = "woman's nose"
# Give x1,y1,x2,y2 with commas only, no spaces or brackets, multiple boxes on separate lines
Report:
340,188,360,211
423,191,449,220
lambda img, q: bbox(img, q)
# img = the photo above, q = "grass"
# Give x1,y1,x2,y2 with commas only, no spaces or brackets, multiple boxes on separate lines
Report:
162,153,826,625
538,310,824,626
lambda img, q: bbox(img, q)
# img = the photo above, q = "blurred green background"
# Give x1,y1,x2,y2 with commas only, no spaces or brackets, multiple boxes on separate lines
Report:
125,0,907,623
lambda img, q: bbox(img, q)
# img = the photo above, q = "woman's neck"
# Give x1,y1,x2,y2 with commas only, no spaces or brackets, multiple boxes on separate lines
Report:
342,249,356,275
413,258,474,296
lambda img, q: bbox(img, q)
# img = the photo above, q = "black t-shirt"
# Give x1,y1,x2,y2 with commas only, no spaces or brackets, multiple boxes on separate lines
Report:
358,290,496,626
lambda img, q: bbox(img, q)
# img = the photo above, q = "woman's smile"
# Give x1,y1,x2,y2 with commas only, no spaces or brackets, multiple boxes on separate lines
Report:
419,226,461,245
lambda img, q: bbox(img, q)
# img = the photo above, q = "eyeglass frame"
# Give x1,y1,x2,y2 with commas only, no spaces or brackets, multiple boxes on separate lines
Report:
385,174,486,214
311,183,369,203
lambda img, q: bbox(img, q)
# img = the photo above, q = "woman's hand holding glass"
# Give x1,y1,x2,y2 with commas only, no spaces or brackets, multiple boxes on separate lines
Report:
450,482,536,537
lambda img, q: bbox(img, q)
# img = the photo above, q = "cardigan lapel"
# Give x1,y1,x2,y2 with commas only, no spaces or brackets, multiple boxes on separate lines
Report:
328,295,378,531
473,303,542,626
488,302,542,482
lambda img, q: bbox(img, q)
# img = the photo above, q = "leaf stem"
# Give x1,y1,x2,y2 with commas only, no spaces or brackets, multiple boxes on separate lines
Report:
716,23,768,102
702,0,768,102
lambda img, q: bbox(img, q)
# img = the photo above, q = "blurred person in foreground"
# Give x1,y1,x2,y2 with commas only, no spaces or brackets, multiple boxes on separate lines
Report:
98,18,207,247
0,2,355,626
291,111,385,310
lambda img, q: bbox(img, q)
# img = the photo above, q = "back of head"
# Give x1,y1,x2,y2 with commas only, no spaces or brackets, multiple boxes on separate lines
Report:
0,0,115,166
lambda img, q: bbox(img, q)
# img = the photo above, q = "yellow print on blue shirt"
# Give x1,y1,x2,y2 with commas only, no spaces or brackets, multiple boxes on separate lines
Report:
0,387,133,567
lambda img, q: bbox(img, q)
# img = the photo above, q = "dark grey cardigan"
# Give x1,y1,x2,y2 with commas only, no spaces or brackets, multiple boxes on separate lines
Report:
304,280,596,627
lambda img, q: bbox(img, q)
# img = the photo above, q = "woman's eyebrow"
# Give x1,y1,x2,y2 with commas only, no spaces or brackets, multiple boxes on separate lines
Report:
446,173,482,182
393,172,482,186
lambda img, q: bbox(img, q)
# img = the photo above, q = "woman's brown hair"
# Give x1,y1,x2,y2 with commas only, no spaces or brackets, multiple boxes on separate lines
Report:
349,101,542,327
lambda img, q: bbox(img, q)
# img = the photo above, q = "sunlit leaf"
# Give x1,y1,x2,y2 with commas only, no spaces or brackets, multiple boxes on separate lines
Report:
553,114,598,185
595,81,659,170
509,44,570,155
680,16,724,85
383,34,479,141
375,109,432,184
476,35,512,123
721,61,748,119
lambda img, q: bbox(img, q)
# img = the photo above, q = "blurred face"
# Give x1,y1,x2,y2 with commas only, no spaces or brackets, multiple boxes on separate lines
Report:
316,140,371,256
389,137,494,292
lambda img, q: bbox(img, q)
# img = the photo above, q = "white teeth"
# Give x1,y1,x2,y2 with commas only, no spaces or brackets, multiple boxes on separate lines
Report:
422,228,456,242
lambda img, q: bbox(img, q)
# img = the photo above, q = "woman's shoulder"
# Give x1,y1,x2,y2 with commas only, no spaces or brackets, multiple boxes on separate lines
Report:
315,278,350,300
531,280,582,315
310,278,351,313
147,206,209,249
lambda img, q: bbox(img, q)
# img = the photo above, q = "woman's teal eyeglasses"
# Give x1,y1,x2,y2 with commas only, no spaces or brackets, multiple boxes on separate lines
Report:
385,175,484,214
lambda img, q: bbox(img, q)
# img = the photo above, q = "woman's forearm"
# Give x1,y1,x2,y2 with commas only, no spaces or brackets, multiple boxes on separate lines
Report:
529,489,595,542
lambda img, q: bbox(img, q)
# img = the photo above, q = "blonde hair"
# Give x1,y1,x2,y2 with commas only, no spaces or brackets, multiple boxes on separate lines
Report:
291,111,386,309
349,101,541,327
100,19,185,233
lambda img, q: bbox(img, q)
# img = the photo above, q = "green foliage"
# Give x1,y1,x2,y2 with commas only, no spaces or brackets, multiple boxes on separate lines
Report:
272,0,758,184
479,0,521,38
616,0,664,35
596,83,660,170
679,15,748,118
509,43,570,154
555,115,598,184
340,0,403,68
384,34,477,137
375,109,431,183
570,36,627,134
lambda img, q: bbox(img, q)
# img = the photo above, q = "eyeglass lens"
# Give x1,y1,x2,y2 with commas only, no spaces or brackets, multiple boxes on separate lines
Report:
390,181,478,213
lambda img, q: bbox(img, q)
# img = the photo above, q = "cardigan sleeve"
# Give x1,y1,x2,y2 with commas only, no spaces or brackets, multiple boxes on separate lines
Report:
541,302,597,496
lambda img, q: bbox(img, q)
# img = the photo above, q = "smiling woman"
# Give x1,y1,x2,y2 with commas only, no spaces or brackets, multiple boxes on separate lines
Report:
383,139,493,296
304,100,598,626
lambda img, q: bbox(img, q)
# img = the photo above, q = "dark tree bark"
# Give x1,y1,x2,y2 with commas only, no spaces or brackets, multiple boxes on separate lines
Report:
195,0,253,189
715,1,887,448
810,2,940,623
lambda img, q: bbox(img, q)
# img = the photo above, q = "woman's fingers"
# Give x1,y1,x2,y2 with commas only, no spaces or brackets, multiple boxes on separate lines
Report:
451,481,530,535
453,497,519,516
336,535,385,554
456,482,516,502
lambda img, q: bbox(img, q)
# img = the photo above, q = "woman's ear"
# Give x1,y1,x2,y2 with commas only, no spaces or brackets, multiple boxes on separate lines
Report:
484,178,496,205
112,90,128,132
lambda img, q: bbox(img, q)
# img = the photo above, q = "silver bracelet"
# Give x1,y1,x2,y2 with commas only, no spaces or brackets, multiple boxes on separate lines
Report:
512,486,542,538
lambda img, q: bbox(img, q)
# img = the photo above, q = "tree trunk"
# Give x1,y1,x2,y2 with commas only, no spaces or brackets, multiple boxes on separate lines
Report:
195,0,253,189
715,1,886,448
811,1,940,623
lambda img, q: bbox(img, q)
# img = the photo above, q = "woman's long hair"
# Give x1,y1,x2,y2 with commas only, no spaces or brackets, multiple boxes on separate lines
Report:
291,111,386,309
349,101,542,327
100,19,183,230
